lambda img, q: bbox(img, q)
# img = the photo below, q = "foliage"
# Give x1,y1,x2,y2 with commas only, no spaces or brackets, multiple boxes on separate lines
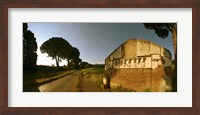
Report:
80,61,94,69
144,23,176,37
80,63,104,69
40,37,82,69
94,64,105,68
67,47,82,69
23,23,38,72
40,37,72,67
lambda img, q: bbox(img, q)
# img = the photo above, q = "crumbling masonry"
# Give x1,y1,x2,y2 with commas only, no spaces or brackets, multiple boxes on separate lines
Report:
104,39,173,92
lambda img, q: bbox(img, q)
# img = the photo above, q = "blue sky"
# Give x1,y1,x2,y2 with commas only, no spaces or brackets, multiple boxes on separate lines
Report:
28,23,174,66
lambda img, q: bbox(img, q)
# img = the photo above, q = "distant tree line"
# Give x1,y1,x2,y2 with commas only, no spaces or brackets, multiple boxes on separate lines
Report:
80,62,104,69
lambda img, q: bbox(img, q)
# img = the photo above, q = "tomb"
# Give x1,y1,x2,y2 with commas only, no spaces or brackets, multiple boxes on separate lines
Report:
104,39,173,92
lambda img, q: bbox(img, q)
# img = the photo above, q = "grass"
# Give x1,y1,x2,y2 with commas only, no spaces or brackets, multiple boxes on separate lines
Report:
23,65,68,79
35,70,75,83
144,88,151,92
81,67,105,91
111,85,136,92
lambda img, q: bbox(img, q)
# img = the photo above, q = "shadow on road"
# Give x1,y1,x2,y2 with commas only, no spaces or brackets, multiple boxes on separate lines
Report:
23,78,40,92
23,71,76,92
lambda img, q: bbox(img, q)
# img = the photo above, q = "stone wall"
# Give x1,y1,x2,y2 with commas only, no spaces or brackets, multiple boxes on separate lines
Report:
106,67,172,92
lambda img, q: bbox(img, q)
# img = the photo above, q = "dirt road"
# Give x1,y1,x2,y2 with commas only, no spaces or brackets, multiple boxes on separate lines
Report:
38,72,79,92
24,71,79,92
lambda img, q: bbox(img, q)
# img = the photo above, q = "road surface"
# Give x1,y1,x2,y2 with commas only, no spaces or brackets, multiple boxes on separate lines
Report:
38,72,79,92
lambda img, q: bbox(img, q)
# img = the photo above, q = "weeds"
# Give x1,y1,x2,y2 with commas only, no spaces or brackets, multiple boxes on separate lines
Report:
144,88,151,92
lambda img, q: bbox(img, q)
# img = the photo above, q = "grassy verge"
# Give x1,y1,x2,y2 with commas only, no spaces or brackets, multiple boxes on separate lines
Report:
111,85,136,92
23,65,74,88
81,67,105,92
23,65,68,79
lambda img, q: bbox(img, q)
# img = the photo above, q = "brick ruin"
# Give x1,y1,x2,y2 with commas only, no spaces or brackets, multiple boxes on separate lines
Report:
103,39,173,92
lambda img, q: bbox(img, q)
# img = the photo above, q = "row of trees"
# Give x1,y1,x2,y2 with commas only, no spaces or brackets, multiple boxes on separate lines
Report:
23,23,82,72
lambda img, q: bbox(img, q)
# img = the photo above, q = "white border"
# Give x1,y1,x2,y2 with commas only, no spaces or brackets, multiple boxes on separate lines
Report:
8,8,192,107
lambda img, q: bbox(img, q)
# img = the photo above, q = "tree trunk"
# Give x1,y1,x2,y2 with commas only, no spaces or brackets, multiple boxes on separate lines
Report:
171,26,177,92
67,59,69,66
172,28,177,61
55,56,59,67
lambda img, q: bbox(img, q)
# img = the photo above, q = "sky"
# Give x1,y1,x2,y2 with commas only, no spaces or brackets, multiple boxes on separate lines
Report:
28,23,174,66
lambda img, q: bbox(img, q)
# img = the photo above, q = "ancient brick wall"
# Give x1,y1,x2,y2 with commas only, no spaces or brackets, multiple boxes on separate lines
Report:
104,39,173,92
106,67,171,92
